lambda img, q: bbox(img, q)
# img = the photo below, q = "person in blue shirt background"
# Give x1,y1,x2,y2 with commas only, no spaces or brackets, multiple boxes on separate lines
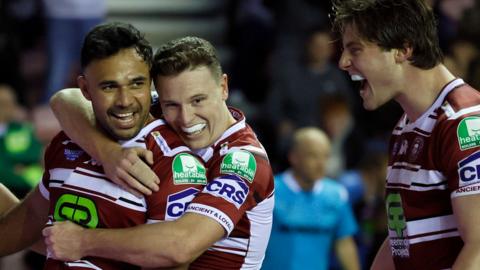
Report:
263,127,360,270
338,149,388,269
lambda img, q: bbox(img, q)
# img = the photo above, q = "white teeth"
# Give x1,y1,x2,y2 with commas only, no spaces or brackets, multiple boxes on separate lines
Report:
114,112,133,118
351,74,365,81
182,123,206,134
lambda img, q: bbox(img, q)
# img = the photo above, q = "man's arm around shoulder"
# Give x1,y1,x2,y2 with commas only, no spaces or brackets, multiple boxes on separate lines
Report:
50,88,159,196
44,212,225,267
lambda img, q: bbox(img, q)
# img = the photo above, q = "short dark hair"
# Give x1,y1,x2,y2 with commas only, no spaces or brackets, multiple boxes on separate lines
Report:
81,22,152,70
332,0,443,69
151,36,222,82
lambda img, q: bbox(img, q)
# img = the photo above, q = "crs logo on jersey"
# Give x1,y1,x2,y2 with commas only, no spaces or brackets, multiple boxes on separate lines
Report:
458,151,480,185
203,174,249,209
166,188,199,221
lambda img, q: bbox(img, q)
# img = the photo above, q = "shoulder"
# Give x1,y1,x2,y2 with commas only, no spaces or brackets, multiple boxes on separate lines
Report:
44,131,88,169
316,178,349,203
145,120,190,157
45,131,73,154
444,83,480,112
222,124,269,160
207,119,274,190
433,84,480,137
218,148,271,185
208,140,274,202
438,84,480,123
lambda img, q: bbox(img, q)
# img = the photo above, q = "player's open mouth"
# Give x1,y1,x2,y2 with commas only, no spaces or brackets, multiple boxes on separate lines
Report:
111,112,136,128
351,74,368,96
182,123,206,136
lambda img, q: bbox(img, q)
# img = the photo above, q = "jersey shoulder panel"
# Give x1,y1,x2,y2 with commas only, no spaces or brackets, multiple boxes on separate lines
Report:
443,83,480,114
210,125,274,198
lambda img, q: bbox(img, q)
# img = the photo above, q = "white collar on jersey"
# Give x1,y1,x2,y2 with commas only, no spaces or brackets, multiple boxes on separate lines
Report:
417,78,464,122
282,170,324,193
399,78,465,129
118,118,166,147
193,108,247,162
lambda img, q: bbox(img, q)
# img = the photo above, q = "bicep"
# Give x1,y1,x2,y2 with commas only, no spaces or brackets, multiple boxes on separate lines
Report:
0,185,49,254
0,183,19,215
452,194,480,242
17,185,50,230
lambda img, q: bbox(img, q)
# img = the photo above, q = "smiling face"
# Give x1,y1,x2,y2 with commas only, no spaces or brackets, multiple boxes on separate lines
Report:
156,66,232,150
338,24,406,111
78,48,151,140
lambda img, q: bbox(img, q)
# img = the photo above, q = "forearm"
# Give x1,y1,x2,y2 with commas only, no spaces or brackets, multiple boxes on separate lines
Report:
0,183,19,215
0,187,48,256
50,88,119,161
451,195,480,269
30,239,46,255
335,237,360,270
83,222,192,267
370,237,394,270
453,242,480,270
81,213,222,267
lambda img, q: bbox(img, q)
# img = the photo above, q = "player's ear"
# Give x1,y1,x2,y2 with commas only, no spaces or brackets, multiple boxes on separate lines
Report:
220,74,228,101
77,75,92,101
394,42,413,63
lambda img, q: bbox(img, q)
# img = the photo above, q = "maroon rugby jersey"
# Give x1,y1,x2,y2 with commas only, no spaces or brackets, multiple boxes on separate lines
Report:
40,119,205,269
145,120,207,223
186,108,275,270
386,79,480,269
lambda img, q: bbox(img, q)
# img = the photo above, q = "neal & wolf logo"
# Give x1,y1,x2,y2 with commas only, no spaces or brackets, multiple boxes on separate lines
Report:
54,194,99,228
457,116,480,150
220,150,257,183
172,153,207,185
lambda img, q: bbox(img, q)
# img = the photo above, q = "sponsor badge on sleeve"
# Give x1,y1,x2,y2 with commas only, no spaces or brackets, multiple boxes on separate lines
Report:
220,150,257,183
172,153,207,185
457,116,480,150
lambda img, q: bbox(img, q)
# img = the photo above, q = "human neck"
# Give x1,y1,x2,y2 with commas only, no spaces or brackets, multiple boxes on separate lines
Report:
210,105,237,145
396,64,455,122
292,170,317,191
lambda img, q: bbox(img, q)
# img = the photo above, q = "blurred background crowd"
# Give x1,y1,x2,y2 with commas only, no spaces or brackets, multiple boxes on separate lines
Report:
1,0,480,269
